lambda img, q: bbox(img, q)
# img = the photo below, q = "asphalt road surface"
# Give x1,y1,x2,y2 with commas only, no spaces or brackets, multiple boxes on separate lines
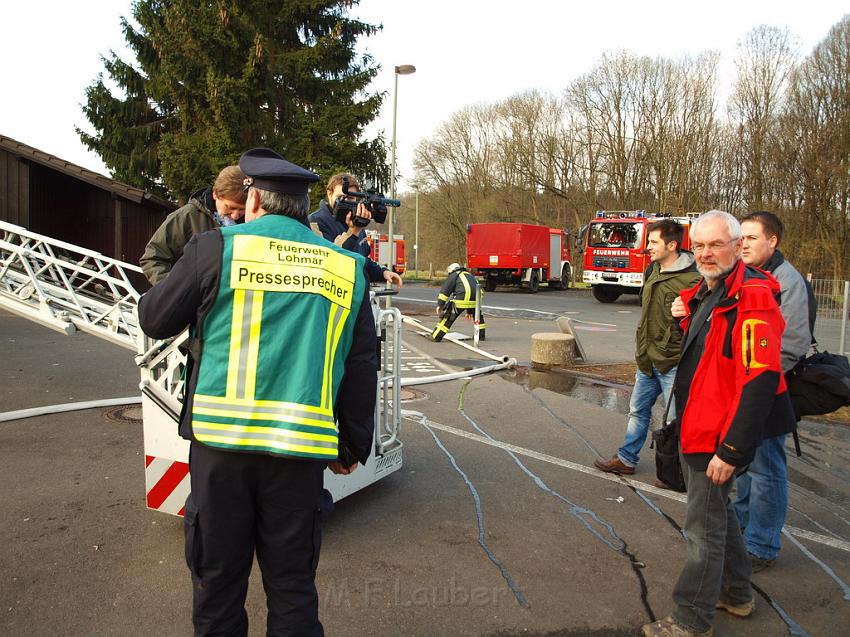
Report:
395,281,642,320
2,308,849,637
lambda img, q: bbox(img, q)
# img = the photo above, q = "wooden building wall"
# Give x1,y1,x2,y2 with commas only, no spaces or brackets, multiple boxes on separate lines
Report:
1,152,172,291
28,164,115,256
0,148,30,226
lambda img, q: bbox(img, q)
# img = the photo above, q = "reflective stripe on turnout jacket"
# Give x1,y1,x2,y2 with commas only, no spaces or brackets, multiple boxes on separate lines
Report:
437,270,478,309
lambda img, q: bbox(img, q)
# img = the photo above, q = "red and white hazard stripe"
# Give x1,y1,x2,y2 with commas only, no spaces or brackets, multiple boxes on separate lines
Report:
145,456,190,516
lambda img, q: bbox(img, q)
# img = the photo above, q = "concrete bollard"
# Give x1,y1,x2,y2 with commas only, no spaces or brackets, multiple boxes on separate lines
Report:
531,332,575,369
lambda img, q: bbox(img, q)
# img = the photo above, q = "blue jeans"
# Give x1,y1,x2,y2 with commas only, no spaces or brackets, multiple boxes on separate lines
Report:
733,434,788,560
673,459,751,633
617,366,676,468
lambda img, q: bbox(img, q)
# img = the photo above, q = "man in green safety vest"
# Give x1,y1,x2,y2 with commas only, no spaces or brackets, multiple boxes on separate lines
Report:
138,148,377,636
431,262,486,342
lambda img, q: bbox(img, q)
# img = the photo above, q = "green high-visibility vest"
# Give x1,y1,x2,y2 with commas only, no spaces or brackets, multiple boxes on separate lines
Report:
190,214,367,460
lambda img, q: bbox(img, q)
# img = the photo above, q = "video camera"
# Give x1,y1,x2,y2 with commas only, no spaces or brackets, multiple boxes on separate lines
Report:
333,176,401,228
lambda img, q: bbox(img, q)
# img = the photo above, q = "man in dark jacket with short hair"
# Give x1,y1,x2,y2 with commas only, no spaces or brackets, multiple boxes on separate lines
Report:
309,172,402,288
733,211,812,572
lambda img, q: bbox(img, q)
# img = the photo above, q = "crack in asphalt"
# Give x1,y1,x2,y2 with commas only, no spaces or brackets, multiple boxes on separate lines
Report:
457,381,656,622
524,380,819,634
417,416,530,608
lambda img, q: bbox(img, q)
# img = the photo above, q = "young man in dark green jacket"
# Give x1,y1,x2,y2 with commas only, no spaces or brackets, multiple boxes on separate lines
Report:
595,219,700,477
140,166,247,285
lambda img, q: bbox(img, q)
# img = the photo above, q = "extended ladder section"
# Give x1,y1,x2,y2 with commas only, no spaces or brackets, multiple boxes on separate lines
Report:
0,220,141,350
1,220,404,513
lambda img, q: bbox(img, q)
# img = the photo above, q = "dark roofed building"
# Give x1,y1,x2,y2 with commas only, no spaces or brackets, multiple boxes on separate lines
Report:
0,134,176,289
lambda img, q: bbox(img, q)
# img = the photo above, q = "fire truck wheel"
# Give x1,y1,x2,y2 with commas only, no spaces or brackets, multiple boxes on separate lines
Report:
592,285,621,303
526,270,540,293
559,264,571,290
484,276,497,292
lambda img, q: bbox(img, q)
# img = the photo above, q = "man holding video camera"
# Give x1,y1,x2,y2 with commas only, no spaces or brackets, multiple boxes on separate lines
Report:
309,173,403,287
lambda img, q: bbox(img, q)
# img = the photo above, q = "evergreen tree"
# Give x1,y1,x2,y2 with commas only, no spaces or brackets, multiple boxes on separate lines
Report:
78,0,387,201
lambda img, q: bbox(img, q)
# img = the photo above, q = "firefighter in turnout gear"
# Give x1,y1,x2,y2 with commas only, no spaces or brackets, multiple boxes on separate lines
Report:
431,263,486,342
138,148,377,636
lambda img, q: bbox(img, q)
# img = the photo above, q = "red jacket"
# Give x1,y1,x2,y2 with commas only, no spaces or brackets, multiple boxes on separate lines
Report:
677,260,788,465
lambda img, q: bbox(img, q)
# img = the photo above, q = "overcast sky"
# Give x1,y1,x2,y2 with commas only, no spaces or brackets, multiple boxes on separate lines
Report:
1,1,846,194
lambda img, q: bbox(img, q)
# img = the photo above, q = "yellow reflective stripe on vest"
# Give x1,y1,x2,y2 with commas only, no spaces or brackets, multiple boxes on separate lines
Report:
193,394,335,429
225,289,264,400
226,289,245,398
244,290,263,398
322,304,350,411
193,422,338,457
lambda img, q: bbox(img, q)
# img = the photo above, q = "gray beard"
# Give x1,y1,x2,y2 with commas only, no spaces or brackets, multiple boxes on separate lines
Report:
698,261,735,282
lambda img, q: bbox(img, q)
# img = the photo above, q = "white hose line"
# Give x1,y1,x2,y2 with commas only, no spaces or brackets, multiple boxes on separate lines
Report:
2,315,512,420
395,358,516,388
402,315,510,363
0,396,141,423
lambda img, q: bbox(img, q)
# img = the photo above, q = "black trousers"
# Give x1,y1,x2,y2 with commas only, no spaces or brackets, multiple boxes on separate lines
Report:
184,441,328,636
431,303,486,342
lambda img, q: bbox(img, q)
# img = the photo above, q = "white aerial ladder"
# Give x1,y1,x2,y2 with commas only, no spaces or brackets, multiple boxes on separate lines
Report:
0,220,404,515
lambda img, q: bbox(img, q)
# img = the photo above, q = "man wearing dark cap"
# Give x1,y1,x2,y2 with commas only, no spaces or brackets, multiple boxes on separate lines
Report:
138,148,377,636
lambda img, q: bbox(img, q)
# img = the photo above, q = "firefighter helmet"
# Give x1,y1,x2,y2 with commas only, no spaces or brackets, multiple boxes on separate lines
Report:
447,262,462,274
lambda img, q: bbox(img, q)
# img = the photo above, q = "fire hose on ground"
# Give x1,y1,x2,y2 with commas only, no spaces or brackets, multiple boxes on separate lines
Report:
395,315,516,387
0,315,515,423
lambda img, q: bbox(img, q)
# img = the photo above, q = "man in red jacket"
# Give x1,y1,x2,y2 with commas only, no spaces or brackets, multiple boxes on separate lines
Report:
642,210,793,637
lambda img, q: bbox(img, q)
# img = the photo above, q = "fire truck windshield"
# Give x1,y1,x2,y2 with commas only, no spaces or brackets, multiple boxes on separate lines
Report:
588,222,644,249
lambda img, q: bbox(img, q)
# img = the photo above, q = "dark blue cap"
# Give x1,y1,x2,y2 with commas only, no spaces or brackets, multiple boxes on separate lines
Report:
239,148,320,196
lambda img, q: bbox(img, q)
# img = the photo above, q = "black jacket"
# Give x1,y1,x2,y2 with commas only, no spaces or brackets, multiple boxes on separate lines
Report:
309,201,387,283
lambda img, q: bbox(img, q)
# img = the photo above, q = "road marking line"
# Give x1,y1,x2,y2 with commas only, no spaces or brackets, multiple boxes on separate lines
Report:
400,338,456,374
406,414,850,554
394,296,615,325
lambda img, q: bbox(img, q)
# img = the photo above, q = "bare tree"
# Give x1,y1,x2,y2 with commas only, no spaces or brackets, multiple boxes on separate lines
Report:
781,15,850,278
408,16,849,279
729,25,798,209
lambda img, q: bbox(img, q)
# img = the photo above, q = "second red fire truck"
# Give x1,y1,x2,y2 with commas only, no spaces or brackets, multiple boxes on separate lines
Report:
580,210,695,303
466,222,573,293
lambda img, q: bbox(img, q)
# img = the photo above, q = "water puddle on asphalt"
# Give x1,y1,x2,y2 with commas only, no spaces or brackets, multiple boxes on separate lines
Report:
499,365,668,427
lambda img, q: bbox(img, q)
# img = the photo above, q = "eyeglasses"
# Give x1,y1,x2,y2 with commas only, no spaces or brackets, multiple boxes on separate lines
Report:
692,239,738,254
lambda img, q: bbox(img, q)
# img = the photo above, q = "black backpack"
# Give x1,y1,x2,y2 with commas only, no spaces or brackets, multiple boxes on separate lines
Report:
786,351,850,419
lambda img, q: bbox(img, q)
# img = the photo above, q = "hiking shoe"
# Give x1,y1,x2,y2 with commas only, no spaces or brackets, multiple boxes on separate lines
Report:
749,553,776,573
642,615,712,637
593,456,635,475
716,594,755,617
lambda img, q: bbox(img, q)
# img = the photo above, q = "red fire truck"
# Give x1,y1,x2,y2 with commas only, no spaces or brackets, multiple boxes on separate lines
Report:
366,230,406,274
580,210,694,303
466,222,573,293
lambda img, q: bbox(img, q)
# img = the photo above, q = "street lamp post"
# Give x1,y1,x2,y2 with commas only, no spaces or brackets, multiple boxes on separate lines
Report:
413,184,420,277
386,64,416,304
